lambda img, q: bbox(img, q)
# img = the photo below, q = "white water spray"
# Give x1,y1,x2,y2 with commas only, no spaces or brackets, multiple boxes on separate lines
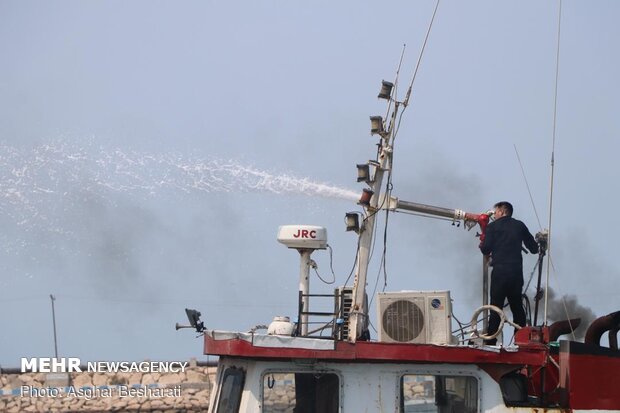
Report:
1,142,357,197
0,142,358,240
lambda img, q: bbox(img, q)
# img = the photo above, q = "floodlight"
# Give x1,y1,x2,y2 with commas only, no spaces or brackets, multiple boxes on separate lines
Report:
370,116,384,135
378,80,394,100
185,308,205,333
356,163,370,183
345,212,360,232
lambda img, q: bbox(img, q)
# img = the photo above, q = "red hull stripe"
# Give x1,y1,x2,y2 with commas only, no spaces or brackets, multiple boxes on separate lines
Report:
204,335,546,366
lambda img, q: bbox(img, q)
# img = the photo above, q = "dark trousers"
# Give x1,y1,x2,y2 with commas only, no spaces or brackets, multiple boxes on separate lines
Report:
487,266,526,344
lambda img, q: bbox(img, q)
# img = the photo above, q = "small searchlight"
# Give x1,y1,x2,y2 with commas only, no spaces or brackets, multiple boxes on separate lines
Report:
175,308,206,333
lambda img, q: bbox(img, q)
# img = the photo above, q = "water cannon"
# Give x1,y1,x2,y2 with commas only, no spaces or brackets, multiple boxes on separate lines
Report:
277,225,328,336
381,196,493,234
474,211,494,245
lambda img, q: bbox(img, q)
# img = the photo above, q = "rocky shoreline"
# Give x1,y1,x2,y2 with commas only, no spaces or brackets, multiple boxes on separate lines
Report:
0,359,215,412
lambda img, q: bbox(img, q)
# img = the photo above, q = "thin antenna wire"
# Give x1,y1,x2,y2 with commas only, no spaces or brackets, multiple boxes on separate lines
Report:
384,45,407,121
515,144,568,335
544,0,563,325
514,144,543,230
395,43,407,95
404,0,441,107
372,1,441,300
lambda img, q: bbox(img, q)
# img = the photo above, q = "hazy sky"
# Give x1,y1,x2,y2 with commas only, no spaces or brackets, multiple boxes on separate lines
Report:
1,1,619,365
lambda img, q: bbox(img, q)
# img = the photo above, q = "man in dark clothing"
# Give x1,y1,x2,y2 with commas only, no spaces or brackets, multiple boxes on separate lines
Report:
479,201,538,345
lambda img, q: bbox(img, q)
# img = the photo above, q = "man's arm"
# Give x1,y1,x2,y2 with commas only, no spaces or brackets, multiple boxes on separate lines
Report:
522,223,539,254
479,223,494,255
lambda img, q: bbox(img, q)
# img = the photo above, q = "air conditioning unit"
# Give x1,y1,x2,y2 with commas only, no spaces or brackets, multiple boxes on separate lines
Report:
377,291,452,344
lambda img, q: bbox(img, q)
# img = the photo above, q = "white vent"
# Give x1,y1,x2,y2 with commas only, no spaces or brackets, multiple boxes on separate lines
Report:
377,291,452,344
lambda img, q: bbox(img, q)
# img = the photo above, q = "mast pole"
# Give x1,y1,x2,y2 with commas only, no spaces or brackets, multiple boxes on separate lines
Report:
348,105,398,342
347,2,442,342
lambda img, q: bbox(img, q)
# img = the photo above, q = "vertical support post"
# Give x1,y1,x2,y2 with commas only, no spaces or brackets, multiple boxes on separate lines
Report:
534,250,546,326
482,256,490,332
348,168,386,342
348,104,398,343
50,294,59,359
299,249,312,336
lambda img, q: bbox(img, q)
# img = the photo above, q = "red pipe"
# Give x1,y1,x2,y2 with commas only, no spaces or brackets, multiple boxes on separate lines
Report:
549,318,581,341
584,311,620,347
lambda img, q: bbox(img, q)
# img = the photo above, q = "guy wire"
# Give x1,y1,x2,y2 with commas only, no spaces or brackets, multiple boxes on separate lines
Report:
513,144,542,230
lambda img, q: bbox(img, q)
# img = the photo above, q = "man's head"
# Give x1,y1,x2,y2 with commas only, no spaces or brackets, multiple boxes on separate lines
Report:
493,201,513,218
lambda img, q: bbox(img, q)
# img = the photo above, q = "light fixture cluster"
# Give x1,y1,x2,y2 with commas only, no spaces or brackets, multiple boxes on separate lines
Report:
346,80,394,233
369,81,393,138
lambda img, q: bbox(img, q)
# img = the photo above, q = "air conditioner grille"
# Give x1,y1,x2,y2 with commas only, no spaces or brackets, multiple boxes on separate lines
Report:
382,299,425,342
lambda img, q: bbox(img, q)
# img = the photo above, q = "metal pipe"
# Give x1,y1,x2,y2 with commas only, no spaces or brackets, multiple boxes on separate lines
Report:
533,251,546,326
395,200,459,219
482,256,490,332
585,311,620,346
549,318,581,341
393,199,485,226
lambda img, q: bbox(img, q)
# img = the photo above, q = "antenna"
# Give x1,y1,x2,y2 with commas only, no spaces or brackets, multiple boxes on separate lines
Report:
394,43,407,95
404,0,441,108
544,0,563,326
